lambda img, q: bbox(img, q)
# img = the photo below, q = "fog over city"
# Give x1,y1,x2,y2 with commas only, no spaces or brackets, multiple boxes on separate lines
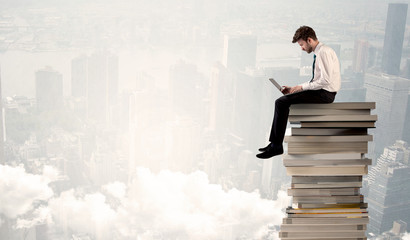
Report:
0,0,410,239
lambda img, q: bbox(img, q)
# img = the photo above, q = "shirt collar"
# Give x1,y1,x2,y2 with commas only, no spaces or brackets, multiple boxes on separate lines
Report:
313,42,323,55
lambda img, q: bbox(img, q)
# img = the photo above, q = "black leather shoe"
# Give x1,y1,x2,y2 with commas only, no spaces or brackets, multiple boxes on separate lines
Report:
256,144,283,159
258,143,272,152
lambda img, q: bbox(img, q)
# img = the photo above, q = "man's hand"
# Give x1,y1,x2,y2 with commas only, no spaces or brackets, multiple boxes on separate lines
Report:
289,85,303,94
281,86,291,94
281,85,303,94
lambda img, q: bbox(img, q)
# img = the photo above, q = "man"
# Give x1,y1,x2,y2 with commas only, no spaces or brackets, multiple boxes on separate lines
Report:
256,26,341,159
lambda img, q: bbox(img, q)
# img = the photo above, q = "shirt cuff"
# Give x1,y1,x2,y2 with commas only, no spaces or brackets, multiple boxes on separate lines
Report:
301,82,310,91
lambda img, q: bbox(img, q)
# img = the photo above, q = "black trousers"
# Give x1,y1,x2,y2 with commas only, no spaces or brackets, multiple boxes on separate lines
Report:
269,89,336,144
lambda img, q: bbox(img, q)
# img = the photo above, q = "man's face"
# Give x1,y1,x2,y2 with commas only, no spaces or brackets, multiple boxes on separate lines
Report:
297,38,313,54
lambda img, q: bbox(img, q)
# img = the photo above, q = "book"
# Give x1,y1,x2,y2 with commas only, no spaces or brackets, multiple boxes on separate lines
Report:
279,231,366,238
291,182,363,189
280,224,367,231
287,188,360,197
291,176,363,183
282,217,369,225
284,153,364,160
290,108,371,116
290,102,375,110
286,207,367,214
283,158,372,167
286,166,368,176
288,147,368,155
289,115,377,123
300,121,375,128
287,212,369,218
295,203,368,209
291,128,368,136
277,238,367,240
292,195,364,204
285,135,373,143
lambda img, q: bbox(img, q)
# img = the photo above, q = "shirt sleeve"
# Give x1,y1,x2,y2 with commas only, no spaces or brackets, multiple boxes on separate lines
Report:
301,47,336,91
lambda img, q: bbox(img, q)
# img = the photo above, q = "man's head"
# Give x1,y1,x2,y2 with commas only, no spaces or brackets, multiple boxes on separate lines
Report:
292,26,319,54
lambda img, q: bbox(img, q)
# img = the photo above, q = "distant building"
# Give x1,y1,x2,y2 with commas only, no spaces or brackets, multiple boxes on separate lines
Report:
223,34,257,71
71,55,88,98
381,3,408,75
364,72,410,156
86,52,119,123
209,62,234,134
353,39,369,73
367,140,410,235
35,67,63,112
0,67,4,163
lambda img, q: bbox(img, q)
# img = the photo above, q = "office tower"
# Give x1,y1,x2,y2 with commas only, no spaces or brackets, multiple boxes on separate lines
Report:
35,67,63,112
209,62,234,134
381,3,408,75
367,141,410,235
71,55,88,98
364,72,410,156
87,52,118,123
0,66,4,163
403,95,410,144
222,34,257,71
169,61,206,119
353,39,369,73
232,68,275,151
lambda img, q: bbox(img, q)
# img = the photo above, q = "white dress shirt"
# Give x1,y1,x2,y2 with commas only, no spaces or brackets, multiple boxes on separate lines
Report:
301,42,341,92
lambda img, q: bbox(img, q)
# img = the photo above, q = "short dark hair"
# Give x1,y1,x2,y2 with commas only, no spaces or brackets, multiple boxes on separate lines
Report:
292,26,317,43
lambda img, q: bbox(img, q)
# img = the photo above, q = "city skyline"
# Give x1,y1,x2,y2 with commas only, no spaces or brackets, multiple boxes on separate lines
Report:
1,1,410,240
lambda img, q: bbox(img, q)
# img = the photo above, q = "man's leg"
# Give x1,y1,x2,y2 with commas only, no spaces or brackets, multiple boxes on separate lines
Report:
257,89,335,159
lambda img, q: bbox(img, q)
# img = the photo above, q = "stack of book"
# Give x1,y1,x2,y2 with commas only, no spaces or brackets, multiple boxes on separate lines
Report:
279,102,376,240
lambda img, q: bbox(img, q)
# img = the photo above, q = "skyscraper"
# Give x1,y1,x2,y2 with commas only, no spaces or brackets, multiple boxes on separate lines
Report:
364,72,410,156
71,55,88,98
0,66,4,164
35,67,63,112
367,141,410,235
353,39,369,74
381,3,408,75
87,52,118,123
222,34,257,71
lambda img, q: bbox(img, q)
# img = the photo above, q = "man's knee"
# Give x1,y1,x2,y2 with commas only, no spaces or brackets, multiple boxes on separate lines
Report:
275,96,290,108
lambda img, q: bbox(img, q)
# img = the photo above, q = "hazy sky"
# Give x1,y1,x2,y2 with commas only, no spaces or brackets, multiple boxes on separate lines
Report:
1,1,410,239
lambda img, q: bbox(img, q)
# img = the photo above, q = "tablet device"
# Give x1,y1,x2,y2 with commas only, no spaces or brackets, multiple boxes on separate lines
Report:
269,78,284,94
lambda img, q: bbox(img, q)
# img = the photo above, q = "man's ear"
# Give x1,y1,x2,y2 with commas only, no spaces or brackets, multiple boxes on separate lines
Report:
307,37,312,44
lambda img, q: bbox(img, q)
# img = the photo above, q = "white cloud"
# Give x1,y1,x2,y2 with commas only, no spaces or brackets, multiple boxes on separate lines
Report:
102,181,127,199
403,232,410,240
48,190,117,239
45,168,287,239
113,168,288,239
15,206,51,229
0,164,54,219
3,166,288,239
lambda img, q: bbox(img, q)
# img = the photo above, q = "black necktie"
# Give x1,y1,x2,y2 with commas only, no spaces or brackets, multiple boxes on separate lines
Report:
310,54,316,82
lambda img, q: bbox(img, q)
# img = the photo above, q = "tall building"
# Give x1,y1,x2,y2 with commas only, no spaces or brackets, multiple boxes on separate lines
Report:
35,67,63,112
353,39,369,73
232,68,274,151
222,34,257,71
364,72,410,156
0,67,4,164
381,3,408,75
71,55,88,98
367,141,410,235
0,67,6,164
86,52,119,123
209,62,234,134
169,61,207,120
